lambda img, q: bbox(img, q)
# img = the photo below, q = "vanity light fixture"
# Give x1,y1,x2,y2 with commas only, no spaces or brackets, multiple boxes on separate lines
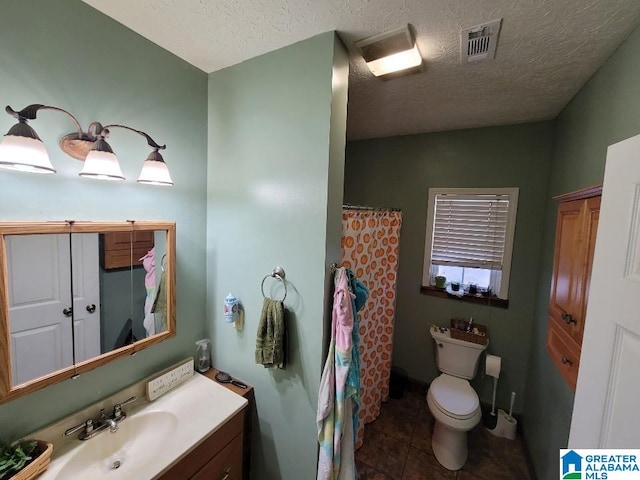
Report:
355,25,424,78
0,104,174,186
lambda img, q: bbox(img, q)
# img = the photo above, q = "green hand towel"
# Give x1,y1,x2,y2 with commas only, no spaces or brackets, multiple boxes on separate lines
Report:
255,298,286,369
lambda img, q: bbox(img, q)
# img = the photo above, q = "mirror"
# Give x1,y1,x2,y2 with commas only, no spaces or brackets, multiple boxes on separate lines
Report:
4,231,74,386
0,221,176,403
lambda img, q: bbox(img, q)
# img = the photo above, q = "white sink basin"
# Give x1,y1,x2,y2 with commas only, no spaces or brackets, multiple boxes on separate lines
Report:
37,374,247,480
56,411,177,479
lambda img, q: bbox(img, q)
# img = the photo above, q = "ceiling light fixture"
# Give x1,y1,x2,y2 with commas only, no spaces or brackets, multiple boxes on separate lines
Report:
0,104,173,186
355,25,423,78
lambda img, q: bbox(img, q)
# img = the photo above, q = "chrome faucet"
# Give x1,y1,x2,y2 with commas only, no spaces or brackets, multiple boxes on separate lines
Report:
63,419,94,439
62,395,137,440
105,418,118,434
100,409,119,433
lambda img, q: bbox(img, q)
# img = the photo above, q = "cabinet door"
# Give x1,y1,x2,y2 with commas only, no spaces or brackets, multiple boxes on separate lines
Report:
575,196,600,344
549,198,585,334
546,320,580,389
192,434,242,480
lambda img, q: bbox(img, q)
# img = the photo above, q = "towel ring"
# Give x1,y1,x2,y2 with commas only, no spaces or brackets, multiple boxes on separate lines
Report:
261,266,287,302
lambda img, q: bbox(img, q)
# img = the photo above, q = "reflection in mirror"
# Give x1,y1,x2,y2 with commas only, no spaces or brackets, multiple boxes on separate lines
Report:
142,230,168,338
94,231,134,354
6,233,73,386
92,230,169,355
0,221,176,404
71,232,103,363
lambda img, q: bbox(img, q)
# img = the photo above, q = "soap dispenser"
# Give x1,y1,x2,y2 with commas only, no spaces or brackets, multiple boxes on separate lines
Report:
195,339,211,373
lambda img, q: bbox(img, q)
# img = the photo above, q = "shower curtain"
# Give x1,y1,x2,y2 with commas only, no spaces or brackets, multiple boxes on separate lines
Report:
341,207,402,449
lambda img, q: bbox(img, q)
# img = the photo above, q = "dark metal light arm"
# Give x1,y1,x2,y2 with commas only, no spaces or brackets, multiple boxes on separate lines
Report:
102,124,166,151
5,104,84,138
3,104,169,180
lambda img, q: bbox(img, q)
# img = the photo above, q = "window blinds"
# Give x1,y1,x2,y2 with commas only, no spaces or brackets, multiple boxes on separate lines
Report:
431,193,510,270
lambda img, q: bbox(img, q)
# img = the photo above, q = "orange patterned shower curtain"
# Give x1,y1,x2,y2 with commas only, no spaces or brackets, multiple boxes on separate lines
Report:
341,207,402,449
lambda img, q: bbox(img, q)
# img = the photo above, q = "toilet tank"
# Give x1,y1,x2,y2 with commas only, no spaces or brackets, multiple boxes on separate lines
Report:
430,326,488,380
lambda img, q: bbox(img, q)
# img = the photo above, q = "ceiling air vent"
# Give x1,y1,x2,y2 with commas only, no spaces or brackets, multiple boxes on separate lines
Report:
460,19,502,63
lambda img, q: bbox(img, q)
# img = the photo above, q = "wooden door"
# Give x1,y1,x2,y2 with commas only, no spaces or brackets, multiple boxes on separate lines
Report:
71,233,101,363
570,132,640,447
6,234,74,385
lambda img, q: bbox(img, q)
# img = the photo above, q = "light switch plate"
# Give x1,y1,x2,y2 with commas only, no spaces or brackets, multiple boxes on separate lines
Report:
146,358,194,401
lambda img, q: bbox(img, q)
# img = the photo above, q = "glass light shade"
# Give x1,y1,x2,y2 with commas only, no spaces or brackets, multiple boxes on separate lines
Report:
366,44,423,77
137,159,174,186
0,134,56,174
79,149,125,181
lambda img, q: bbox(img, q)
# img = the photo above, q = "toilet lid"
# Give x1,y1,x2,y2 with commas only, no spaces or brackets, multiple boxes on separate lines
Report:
430,374,479,418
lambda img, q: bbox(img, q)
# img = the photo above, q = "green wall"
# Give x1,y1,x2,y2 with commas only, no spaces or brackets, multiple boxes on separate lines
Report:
524,24,640,480
0,0,208,438
206,33,348,479
344,122,554,413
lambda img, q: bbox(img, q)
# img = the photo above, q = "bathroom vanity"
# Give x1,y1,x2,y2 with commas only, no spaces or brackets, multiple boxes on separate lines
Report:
162,369,254,480
159,408,244,479
32,371,248,479
204,368,254,480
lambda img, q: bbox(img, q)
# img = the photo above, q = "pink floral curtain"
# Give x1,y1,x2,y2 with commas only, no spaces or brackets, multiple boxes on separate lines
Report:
341,208,402,449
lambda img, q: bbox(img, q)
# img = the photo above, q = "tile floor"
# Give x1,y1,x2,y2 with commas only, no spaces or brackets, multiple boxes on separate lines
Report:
355,387,534,480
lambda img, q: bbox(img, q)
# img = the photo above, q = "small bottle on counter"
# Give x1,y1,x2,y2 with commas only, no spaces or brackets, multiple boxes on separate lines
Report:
195,339,211,373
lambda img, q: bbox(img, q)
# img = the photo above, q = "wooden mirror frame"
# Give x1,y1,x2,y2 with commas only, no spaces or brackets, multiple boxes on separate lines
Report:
0,221,176,403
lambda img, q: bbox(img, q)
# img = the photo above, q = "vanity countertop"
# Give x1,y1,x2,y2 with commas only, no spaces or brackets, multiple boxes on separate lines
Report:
35,373,248,480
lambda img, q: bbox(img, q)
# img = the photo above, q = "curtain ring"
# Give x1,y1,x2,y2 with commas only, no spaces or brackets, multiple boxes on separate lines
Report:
261,267,287,302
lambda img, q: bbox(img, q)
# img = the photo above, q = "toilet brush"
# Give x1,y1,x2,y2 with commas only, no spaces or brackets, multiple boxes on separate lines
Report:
484,376,498,430
508,391,516,418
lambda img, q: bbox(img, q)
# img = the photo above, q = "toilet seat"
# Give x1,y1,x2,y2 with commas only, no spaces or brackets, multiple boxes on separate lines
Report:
429,374,479,420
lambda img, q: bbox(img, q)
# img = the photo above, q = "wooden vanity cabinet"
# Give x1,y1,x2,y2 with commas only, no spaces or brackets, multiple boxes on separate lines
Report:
547,185,601,389
159,409,244,480
204,369,254,480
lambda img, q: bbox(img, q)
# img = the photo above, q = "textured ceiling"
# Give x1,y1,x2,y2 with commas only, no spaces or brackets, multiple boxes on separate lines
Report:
82,0,640,140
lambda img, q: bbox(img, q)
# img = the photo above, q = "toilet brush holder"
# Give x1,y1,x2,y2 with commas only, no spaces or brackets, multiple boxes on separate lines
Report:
487,409,517,440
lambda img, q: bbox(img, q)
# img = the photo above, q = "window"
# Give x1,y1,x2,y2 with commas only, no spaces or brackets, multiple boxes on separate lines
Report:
422,188,518,300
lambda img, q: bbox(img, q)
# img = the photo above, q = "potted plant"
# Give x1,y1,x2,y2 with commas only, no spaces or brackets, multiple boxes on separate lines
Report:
450,281,460,292
0,439,53,480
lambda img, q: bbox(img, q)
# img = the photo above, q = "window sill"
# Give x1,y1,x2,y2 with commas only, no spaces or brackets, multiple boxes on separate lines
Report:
420,286,509,309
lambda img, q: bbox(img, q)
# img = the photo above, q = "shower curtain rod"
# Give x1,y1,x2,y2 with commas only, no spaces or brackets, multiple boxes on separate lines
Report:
342,204,401,212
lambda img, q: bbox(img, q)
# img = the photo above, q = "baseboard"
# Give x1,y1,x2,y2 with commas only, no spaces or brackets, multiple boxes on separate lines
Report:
519,422,539,480
407,376,428,394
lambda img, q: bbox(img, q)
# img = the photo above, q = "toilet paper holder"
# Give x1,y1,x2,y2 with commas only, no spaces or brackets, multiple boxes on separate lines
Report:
485,354,501,378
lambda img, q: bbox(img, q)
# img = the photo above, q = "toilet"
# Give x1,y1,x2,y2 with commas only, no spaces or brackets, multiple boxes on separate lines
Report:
427,325,488,470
